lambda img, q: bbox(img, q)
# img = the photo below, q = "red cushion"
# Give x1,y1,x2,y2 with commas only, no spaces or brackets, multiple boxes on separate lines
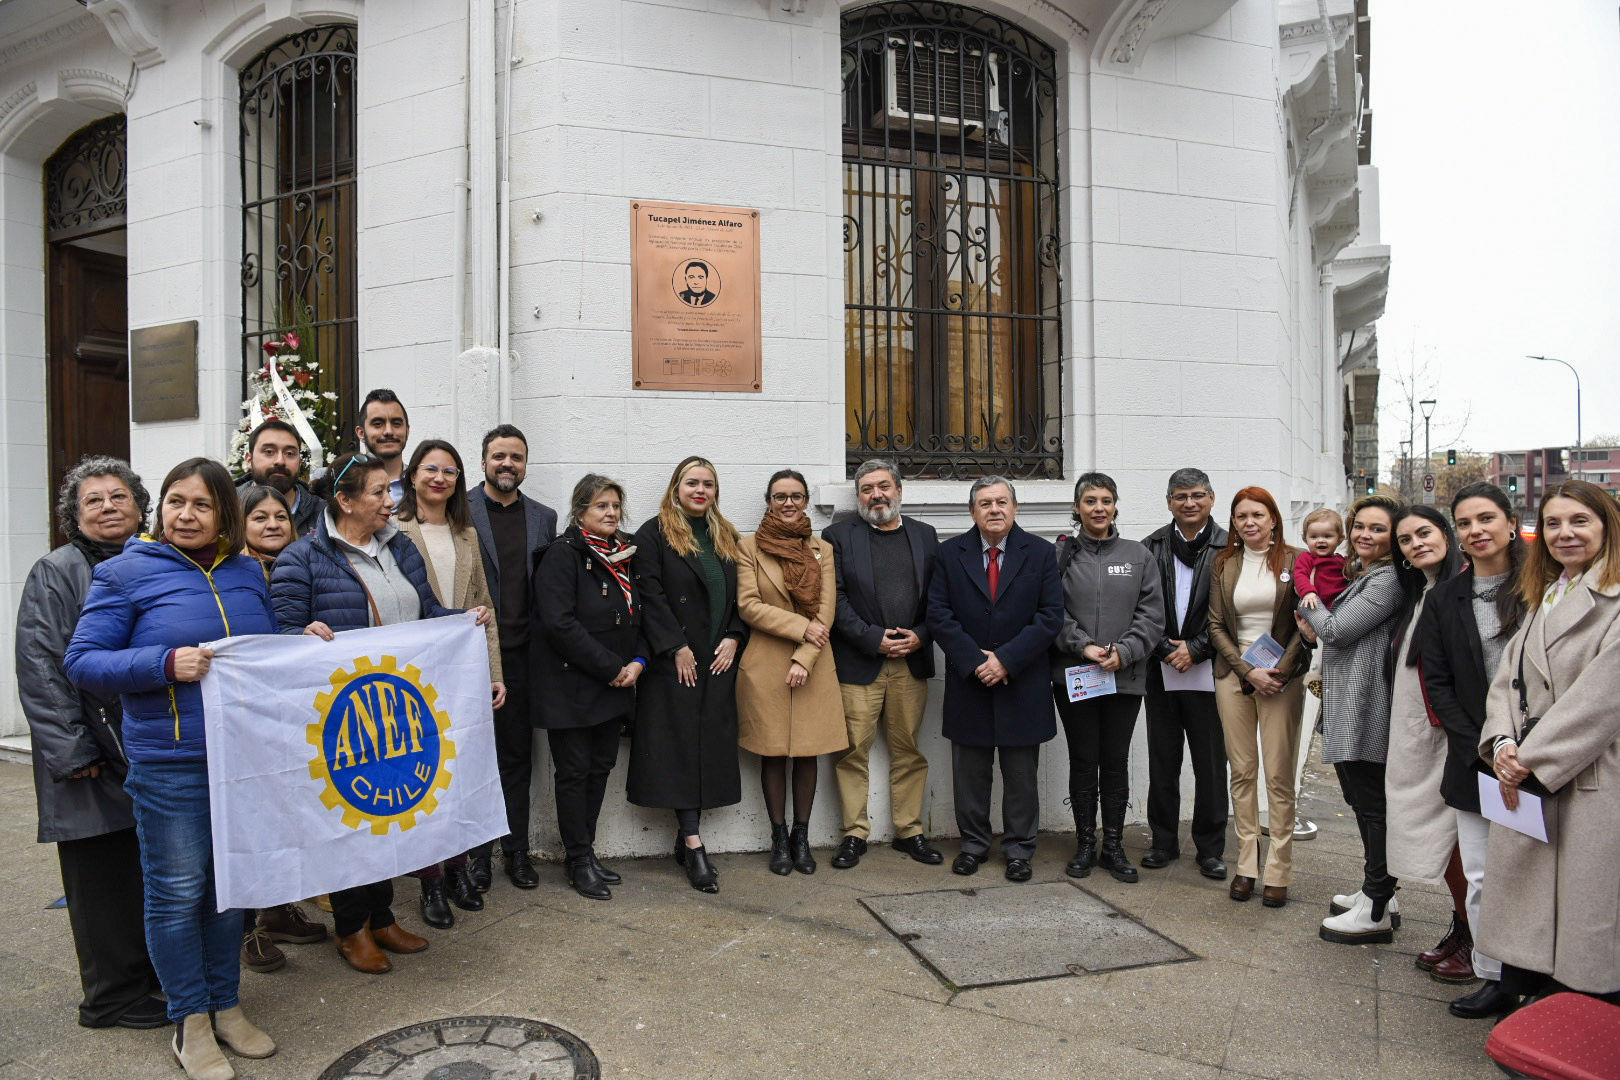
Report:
1487,993,1620,1080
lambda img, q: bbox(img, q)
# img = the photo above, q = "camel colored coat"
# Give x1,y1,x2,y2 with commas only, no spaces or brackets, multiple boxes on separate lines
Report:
397,517,503,682
735,533,848,757
1477,570,1620,994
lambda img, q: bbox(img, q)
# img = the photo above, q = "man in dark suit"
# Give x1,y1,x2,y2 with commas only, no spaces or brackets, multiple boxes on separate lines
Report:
677,261,717,307
823,460,941,869
466,424,558,890
1139,468,1231,880
926,476,1063,881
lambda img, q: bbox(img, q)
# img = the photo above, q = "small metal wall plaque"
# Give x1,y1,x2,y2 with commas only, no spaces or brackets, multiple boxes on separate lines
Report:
129,321,199,422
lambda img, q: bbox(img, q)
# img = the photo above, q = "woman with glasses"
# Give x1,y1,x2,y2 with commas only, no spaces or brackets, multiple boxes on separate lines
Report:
272,450,492,974
628,457,747,894
395,440,504,928
736,469,846,874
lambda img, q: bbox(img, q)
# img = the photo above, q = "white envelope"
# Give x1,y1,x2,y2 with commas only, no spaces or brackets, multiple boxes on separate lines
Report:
1478,773,1554,843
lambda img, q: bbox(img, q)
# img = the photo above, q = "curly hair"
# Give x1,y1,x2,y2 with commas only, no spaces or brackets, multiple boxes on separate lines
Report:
55,456,150,539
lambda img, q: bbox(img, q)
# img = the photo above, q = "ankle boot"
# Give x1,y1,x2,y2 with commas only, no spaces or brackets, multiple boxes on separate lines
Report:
768,824,793,876
591,854,622,885
567,854,612,900
211,1006,275,1058
1099,793,1138,883
789,822,816,874
1066,793,1098,878
683,844,720,893
1416,911,1467,971
418,876,453,929
447,865,484,912
336,924,391,974
173,1012,234,1080
1098,829,1139,883
1320,891,1395,945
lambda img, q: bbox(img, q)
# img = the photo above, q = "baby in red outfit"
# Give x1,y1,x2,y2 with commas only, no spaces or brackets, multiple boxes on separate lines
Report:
1294,508,1348,609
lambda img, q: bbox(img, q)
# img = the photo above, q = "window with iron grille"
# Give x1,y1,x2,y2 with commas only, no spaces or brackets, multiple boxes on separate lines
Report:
240,25,357,458
842,3,1061,480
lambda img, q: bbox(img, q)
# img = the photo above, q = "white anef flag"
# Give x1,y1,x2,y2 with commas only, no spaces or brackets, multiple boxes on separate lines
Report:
200,614,505,910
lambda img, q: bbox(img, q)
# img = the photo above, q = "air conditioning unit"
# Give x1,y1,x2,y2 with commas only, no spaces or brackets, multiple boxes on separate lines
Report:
878,35,1001,137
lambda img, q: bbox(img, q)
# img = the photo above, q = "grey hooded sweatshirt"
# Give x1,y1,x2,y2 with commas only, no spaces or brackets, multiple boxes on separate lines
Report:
1050,526,1165,696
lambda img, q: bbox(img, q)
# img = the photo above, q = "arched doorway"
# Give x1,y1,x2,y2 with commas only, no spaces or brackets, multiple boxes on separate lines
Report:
44,113,129,547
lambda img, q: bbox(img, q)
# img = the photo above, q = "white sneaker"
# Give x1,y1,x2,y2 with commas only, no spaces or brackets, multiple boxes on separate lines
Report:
1294,816,1319,840
1320,892,1395,944
1329,890,1401,927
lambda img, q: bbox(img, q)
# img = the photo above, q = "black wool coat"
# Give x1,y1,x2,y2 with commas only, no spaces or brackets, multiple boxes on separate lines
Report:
532,527,648,730
822,514,939,684
1416,567,1500,812
625,517,746,810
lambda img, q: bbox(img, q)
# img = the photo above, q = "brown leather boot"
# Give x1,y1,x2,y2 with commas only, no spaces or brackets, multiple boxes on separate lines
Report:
336,925,391,974
1429,941,1477,984
372,922,429,954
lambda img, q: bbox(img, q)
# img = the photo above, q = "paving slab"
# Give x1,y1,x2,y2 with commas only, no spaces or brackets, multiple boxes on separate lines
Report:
860,880,1193,988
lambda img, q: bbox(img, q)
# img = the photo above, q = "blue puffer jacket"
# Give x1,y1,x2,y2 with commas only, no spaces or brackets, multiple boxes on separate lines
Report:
63,537,278,765
270,512,456,633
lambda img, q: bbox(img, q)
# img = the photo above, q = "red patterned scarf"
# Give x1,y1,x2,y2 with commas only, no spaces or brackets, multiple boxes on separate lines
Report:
583,529,635,613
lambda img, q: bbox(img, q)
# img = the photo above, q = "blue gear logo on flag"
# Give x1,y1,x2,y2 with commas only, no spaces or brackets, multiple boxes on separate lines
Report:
307,656,456,834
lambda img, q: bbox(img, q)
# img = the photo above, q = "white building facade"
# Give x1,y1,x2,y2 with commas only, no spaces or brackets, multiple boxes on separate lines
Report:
0,0,1387,856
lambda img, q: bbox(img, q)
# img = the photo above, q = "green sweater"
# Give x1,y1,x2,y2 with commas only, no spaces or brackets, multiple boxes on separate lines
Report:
687,514,729,648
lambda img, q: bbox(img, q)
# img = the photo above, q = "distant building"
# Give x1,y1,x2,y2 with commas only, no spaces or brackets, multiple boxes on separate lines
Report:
1488,447,1620,518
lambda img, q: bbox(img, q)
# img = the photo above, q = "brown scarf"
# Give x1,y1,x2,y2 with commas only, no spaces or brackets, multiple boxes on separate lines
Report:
754,510,821,619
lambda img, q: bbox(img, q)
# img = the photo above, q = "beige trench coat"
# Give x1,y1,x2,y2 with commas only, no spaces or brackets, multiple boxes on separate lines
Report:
1386,587,1456,883
397,517,503,683
1477,572,1620,993
735,534,848,758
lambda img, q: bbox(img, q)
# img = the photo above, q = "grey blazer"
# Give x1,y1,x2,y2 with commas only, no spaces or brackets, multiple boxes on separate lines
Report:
1300,561,1402,764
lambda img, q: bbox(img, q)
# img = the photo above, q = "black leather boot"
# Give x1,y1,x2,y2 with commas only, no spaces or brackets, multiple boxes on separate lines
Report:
590,855,622,885
789,822,816,874
1099,793,1138,883
447,865,484,912
768,824,793,876
418,876,454,929
567,855,611,900
681,844,720,893
1066,791,1097,878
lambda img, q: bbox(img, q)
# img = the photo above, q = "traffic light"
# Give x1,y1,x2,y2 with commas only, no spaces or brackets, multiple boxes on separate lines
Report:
1364,475,1376,495
1508,476,1519,493
1447,448,1457,466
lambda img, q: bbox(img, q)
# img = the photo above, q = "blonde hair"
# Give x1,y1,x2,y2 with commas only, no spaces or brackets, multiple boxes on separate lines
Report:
1344,494,1401,580
1518,479,1620,608
1301,508,1344,543
656,456,742,562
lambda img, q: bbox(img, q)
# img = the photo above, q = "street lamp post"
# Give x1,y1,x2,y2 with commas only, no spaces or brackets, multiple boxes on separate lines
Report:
1420,398,1437,504
1529,356,1582,479
1400,439,1412,500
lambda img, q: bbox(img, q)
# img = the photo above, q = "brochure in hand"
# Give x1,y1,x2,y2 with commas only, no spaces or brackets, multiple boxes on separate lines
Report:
1065,663,1117,703
1240,633,1284,670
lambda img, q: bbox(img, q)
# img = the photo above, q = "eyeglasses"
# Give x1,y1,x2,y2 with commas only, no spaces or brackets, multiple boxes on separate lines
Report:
333,451,376,485
1169,492,1211,503
419,464,460,479
770,492,808,505
79,491,133,512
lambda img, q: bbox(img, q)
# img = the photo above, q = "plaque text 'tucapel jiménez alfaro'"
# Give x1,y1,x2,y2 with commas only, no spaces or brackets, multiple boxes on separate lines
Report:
631,201,762,394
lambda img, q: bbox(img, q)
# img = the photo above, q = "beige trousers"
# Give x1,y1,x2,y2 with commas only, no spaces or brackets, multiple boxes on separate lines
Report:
1215,672,1305,886
835,659,930,839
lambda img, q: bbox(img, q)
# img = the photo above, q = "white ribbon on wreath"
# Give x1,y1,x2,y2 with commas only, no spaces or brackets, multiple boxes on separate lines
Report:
255,356,326,470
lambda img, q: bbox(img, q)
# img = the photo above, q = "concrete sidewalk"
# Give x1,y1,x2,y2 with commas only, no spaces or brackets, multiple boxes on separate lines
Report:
0,755,1502,1080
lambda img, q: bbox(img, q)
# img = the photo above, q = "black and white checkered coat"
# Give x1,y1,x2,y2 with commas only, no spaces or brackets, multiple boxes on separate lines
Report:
1300,562,1402,764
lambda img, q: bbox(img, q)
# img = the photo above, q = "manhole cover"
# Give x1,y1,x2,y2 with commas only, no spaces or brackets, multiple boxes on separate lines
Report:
318,1016,598,1080
861,881,1194,989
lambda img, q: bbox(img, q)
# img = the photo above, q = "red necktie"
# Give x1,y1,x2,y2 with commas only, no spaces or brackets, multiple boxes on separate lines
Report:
987,546,1001,601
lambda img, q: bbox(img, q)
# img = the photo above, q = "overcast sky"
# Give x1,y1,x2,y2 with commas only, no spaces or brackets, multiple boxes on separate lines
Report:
1371,1,1620,465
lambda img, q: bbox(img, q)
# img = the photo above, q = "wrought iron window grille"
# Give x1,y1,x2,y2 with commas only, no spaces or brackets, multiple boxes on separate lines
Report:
45,114,127,243
842,2,1062,480
240,24,358,456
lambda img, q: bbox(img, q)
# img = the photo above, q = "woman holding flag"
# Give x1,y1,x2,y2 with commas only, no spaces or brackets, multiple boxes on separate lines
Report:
271,450,491,975
65,458,281,1080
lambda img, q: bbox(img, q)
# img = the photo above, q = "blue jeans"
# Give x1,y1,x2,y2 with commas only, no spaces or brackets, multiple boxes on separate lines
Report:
124,761,241,1021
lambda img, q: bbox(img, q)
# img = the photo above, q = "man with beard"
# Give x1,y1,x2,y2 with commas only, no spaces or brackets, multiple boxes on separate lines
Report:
235,419,324,536
354,388,410,503
823,460,942,869
465,424,557,890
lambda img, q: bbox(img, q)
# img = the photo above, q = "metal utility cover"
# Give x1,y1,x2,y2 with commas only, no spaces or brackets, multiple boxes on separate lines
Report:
861,881,1194,989
318,1016,598,1080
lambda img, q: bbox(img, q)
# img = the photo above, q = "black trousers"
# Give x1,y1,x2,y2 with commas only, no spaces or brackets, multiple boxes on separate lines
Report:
952,742,1040,860
548,719,622,860
1056,691,1140,834
1143,672,1228,858
330,881,395,939
481,647,534,856
1335,760,1397,903
57,828,158,1026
